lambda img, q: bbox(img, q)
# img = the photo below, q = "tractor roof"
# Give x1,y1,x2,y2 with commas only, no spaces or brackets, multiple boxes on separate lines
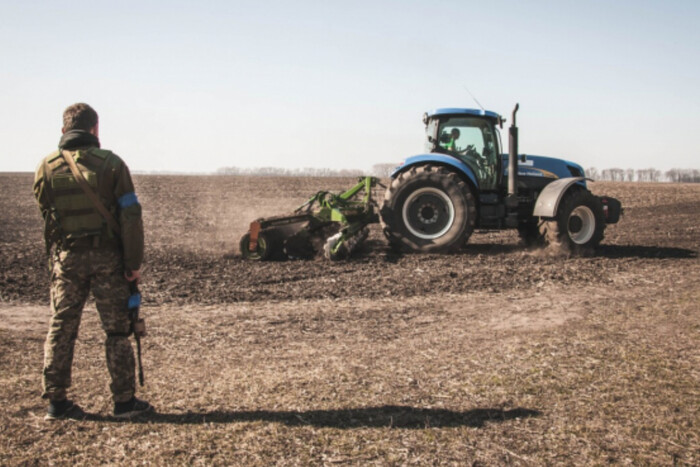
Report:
427,108,501,121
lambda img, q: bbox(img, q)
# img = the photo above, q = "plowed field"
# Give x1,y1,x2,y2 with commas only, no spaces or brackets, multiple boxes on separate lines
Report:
1,173,698,465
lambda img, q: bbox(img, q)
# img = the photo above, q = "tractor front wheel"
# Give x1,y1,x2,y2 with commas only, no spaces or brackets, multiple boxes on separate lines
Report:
540,189,605,254
380,165,475,253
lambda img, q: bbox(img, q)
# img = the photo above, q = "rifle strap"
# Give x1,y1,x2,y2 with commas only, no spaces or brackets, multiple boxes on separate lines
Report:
61,150,122,237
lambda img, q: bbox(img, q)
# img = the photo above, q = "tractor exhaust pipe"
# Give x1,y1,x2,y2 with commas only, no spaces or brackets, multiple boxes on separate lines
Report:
506,103,520,207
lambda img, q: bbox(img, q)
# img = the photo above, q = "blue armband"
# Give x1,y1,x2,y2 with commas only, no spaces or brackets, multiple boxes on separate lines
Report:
118,192,139,209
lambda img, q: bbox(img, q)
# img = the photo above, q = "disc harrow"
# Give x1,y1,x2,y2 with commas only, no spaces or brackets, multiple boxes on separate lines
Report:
240,177,379,261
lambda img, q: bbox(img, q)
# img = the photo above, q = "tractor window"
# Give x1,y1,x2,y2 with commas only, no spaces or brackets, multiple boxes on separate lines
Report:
436,117,499,190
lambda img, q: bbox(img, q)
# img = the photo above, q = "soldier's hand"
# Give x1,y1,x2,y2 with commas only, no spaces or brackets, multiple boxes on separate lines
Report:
125,269,141,283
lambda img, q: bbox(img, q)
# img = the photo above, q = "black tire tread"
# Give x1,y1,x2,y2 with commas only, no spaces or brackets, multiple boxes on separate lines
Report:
380,165,476,253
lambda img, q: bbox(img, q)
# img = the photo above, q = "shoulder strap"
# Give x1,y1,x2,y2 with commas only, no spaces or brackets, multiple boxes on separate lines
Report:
61,149,122,237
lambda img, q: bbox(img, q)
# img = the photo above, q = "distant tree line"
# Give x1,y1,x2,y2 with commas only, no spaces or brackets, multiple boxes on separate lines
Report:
216,163,400,178
215,167,366,177
216,164,699,182
587,167,700,183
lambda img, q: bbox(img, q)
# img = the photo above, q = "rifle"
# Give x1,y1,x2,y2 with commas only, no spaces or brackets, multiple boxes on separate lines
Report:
127,280,146,386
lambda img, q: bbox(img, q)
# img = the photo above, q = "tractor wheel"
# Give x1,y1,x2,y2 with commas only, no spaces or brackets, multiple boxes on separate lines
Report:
540,189,605,254
239,229,285,260
380,165,476,253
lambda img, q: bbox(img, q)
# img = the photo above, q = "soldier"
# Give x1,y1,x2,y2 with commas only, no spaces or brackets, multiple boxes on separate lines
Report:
34,103,152,420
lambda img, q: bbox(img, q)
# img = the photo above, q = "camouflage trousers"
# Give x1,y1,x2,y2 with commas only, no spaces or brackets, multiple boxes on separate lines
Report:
43,246,136,403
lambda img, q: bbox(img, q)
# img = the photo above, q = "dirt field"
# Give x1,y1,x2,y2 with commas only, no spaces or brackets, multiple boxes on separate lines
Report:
1,173,698,465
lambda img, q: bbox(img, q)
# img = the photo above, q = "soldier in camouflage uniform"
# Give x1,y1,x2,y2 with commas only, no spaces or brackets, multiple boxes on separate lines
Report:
34,103,152,420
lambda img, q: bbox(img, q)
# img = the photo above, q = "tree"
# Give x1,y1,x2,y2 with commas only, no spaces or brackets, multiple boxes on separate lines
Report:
601,168,624,181
372,163,398,178
666,169,681,183
636,168,661,182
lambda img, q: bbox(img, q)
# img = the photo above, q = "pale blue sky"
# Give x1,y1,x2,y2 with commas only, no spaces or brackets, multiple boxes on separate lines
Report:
2,0,698,173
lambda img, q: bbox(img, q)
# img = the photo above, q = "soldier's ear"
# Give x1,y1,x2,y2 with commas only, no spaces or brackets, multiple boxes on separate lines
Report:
89,123,99,138
61,127,66,134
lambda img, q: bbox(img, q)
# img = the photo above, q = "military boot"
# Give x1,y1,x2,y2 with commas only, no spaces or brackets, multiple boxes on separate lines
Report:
45,399,84,421
113,397,152,419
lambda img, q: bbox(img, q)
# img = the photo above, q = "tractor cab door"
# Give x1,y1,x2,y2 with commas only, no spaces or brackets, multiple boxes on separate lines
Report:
431,116,499,191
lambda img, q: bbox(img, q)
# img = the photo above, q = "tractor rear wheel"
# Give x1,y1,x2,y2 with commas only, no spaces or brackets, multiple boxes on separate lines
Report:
540,189,605,254
380,165,476,253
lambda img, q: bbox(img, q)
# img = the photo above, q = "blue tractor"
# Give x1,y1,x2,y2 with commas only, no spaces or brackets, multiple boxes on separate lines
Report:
379,104,622,254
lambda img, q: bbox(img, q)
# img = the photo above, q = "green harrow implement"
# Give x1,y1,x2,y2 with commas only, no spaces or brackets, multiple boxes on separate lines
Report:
240,176,380,261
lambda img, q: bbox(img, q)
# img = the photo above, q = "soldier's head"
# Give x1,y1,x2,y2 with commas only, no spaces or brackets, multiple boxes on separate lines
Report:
62,103,99,136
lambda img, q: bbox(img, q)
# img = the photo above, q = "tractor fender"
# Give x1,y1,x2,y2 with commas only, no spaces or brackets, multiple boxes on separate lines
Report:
533,177,588,218
392,154,479,190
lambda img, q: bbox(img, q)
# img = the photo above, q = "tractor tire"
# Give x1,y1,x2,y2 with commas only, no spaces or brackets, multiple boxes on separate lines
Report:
380,165,476,253
539,188,605,255
239,229,285,260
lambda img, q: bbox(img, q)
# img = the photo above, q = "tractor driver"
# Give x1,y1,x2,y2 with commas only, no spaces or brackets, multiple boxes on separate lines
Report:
444,128,475,158
444,128,461,152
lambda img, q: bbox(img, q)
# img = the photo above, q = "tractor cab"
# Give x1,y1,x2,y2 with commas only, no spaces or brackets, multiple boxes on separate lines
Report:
424,108,503,191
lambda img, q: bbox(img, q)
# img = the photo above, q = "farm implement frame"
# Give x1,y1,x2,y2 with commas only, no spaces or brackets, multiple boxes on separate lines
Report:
240,176,380,261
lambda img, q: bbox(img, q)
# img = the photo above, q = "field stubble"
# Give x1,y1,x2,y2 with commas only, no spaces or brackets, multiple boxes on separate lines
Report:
0,173,698,465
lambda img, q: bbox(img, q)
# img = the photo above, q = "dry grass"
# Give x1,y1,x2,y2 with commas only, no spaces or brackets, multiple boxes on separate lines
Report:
2,280,698,465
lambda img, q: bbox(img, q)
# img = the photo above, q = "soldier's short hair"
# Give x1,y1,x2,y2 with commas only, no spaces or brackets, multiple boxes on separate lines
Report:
63,103,98,132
